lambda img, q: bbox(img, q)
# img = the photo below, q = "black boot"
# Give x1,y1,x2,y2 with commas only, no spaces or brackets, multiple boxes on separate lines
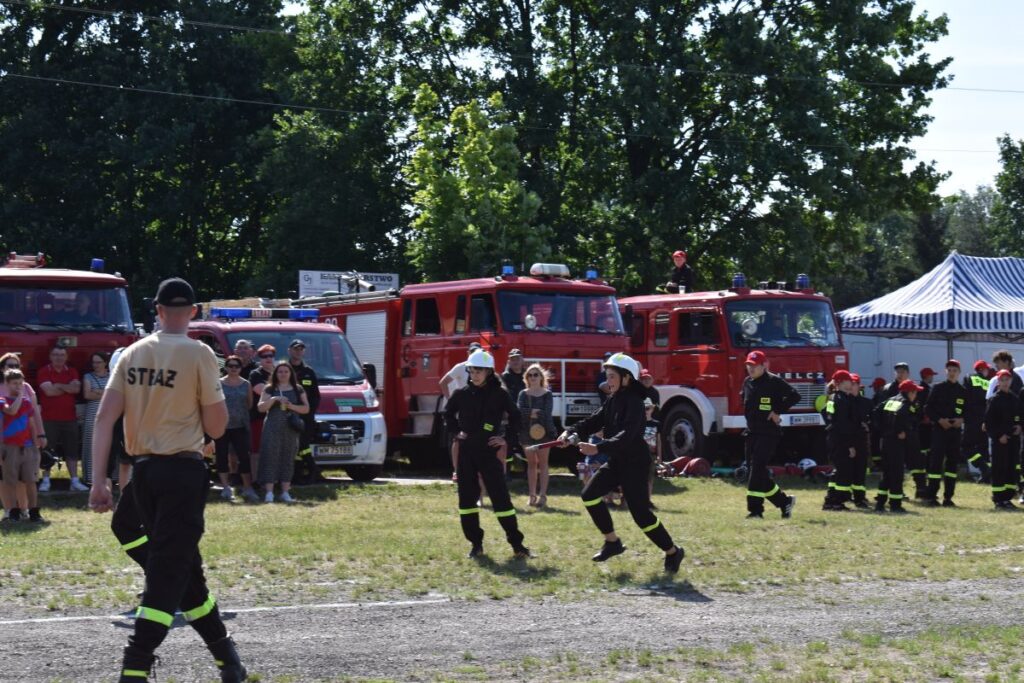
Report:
208,635,247,683
592,538,626,562
119,645,156,682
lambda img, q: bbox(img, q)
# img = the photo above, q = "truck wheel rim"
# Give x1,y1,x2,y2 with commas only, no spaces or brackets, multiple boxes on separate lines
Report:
669,420,696,458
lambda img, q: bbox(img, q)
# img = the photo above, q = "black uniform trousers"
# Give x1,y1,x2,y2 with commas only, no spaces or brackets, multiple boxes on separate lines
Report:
991,435,1019,504
745,433,789,514
457,443,523,548
851,431,871,503
927,425,962,501
824,434,856,506
110,477,227,648
875,436,906,509
124,457,226,653
909,423,930,494
582,453,675,550
961,420,990,478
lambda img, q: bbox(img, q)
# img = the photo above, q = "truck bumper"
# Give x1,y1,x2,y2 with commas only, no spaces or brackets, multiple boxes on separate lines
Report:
721,413,825,430
310,412,387,466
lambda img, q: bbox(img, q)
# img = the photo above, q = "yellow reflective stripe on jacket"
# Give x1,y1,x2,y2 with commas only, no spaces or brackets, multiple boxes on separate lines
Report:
884,399,901,412
183,595,216,622
136,606,174,627
972,375,989,388
494,508,516,518
120,535,148,552
825,400,835,414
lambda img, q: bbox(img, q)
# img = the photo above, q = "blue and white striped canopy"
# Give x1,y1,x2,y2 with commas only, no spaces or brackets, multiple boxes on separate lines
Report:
839,252,1024,338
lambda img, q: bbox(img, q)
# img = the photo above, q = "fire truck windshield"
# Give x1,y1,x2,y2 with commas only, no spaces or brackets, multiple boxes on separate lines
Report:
0,285,133,331
497,291,624,334
225,331,365,384
725,300,840,348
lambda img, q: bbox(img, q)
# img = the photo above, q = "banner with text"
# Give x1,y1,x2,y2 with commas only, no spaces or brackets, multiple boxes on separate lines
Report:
299,270,400,298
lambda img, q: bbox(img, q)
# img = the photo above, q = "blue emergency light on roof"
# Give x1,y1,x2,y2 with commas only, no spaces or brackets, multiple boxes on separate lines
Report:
732,273,747,289
501,261,516,276
90,258,105,272
796,273,811,290
210,307,318,320
585,265,599,280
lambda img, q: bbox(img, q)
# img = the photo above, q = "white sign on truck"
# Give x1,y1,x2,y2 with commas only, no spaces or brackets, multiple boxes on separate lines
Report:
299,270,399,298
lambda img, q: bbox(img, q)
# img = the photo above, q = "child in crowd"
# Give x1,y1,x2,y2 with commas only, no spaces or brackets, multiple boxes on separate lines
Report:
1,369,44,522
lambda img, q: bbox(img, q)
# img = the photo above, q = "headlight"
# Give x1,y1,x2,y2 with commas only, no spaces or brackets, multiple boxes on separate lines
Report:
362,388,379,408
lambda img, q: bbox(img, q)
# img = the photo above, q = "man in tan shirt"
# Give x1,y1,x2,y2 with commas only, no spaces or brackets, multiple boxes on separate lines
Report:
89,277,247,683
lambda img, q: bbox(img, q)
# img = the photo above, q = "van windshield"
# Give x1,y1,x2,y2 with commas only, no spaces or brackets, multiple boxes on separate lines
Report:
0,285,133,331
225,331,365,384
725,300,841,348
497,292,624,334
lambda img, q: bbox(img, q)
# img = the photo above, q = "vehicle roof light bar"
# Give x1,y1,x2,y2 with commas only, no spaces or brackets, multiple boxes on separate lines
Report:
209,307,318,320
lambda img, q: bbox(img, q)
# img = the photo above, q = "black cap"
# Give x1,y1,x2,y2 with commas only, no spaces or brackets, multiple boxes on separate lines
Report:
603,351,613,359
468,342,483,351
154,278,195,307
289,339,306,349
894,362,909,370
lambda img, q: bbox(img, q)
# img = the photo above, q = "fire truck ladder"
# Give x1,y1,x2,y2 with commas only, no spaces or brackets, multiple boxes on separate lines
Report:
291,289,399,309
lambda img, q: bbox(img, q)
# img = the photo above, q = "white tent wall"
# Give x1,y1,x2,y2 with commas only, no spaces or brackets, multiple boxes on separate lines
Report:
845,333,1024,382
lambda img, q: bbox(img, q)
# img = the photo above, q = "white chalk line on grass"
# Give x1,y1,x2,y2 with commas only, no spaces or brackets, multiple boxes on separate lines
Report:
0,597,451,627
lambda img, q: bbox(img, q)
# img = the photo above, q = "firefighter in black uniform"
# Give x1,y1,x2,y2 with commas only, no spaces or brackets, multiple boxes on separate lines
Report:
823,370,860,511
287,339,322,483
740,351,798,519
445,349,531,559
924,360,968,507
89,278,246,683
874,379,921,513
561,352,684,571
986,369,1023,510
849,374,873,508
963,360,992,483
914,367,936,497
869,377,887,469
664,250,695,294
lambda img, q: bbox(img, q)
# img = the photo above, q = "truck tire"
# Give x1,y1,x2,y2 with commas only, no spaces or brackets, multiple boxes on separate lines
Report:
662,403,704,461
346,465,383,482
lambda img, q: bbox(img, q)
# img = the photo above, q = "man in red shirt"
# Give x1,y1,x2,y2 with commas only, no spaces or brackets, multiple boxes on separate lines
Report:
37,346,83,491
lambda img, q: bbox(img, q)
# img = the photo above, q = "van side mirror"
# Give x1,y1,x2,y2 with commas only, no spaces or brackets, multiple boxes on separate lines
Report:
362,363,377,390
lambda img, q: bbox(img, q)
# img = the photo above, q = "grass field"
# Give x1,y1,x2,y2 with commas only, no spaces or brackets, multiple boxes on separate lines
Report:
2,473,1024,612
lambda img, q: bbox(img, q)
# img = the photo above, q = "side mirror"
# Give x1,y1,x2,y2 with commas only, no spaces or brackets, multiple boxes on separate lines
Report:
140,297,155,334
362,363,378,390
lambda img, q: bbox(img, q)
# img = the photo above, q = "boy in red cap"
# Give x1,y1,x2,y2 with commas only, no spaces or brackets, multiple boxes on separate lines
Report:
985,369,1023,509
740,351,798,519
823,370,860,511
665,250,695,294
875,379,922,512
923,360,968,506
963,360,993,483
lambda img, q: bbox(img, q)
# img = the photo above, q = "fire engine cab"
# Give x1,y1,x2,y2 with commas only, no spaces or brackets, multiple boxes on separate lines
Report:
187,307,386,481
620,274,846,463
300,264,628,460
0,252,137,381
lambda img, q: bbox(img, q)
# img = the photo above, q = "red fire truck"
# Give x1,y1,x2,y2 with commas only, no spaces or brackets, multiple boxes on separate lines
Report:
0,252,137,381
300,264,628,460
187,308,387,481
620,274,847,463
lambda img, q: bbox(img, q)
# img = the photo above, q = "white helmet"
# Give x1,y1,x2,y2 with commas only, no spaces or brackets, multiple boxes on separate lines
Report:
603,352,640,380
466,349,495,369
798,458,817,471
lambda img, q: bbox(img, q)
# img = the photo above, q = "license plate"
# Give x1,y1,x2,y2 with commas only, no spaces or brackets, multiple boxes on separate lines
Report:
567,404,597,415
314,444,353,456
790,415,819,426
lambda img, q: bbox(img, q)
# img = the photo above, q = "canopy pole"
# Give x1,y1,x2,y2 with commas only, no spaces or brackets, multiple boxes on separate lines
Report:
947,337,954,360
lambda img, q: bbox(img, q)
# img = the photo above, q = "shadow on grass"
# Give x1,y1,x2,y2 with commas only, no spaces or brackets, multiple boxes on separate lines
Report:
471,555,562,582
607,571,713,603
0,519,50,534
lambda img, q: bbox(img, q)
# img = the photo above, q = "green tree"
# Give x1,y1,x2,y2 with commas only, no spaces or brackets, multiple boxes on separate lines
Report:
405,85,549,280
944,186,999,257
993,135,1024,254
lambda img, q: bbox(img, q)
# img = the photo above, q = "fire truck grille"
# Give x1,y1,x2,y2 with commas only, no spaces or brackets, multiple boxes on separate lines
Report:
316,420,366,443
791,383,825,411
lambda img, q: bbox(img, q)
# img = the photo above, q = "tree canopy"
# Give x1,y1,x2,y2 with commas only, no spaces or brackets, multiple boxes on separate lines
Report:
0,0,972,310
